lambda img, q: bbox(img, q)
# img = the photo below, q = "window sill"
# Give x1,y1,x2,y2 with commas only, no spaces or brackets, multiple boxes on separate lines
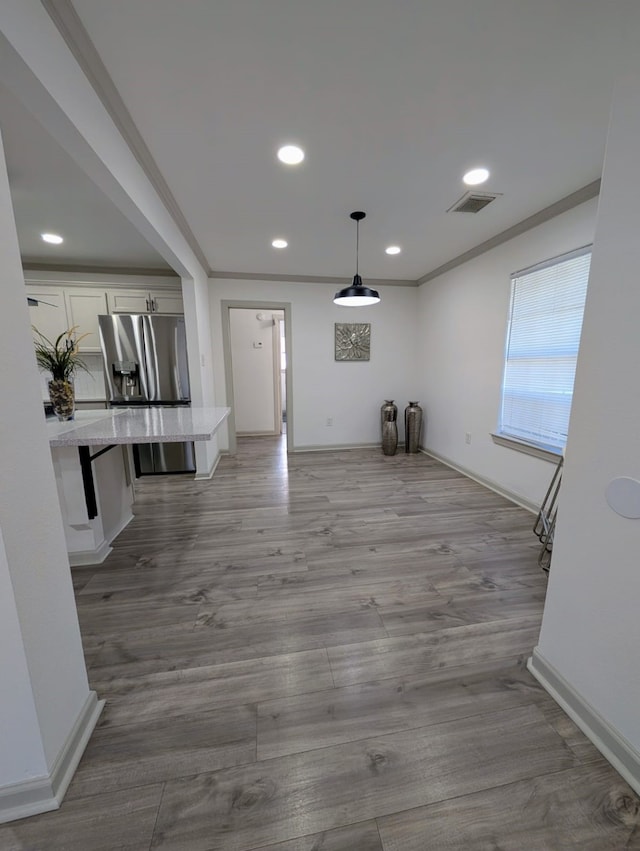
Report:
491,433,562,463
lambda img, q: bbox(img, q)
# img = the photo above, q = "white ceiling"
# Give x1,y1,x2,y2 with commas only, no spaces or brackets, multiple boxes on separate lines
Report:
1,1,624,280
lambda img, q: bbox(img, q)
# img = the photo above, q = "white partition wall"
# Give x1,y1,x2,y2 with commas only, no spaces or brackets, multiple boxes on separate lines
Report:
529,8,640,795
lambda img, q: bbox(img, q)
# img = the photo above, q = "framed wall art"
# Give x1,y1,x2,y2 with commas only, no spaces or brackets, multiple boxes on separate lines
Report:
335,322,371,361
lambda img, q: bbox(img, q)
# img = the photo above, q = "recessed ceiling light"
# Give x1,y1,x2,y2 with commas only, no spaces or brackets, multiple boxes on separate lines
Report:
41,232,63,244
277,145,305,165
385,245,401,255
463,167,490,186
272,238,288,249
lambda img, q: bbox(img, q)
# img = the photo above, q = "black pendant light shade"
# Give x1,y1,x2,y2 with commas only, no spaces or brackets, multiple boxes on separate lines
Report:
334,211,380,306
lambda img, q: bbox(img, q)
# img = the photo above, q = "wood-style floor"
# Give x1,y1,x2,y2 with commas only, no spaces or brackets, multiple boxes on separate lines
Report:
3,437,639,850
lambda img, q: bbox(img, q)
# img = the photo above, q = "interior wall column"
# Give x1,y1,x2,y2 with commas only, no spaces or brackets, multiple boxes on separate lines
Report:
182,273,219,477
0,125,102,823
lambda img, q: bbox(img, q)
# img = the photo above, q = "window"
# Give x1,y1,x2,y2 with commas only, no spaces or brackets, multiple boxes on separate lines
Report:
498,246,591,454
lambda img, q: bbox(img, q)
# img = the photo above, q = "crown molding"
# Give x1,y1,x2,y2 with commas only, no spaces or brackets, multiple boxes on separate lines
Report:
211,181,599,286
22,261,179,278
209,270,417,287
41,0,210,276
417,180,601,285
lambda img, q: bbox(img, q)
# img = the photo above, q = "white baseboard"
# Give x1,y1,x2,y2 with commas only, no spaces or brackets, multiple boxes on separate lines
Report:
293,443,383,453
236,430,281,437
420,446,538,514
194,450,222,481
68,540,112,567
528,648,640,795
68,511,134,567
0,691,105,824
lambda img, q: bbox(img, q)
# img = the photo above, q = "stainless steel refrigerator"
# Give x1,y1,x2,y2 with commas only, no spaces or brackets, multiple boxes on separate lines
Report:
98,313,195,474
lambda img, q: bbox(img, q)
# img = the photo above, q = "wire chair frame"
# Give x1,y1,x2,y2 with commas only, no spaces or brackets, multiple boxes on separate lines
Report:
533,455,563,572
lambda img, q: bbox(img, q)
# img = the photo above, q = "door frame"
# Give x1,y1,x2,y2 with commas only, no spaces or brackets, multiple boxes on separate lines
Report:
221,300,293,454
274,316,286,435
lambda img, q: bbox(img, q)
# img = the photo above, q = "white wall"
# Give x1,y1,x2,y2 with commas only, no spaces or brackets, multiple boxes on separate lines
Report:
416,199,597,509
533,15,640,778
229,308,281,434
210,279,419,450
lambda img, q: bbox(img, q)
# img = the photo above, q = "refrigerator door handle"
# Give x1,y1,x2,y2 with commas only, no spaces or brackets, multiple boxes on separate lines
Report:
141,314,158,401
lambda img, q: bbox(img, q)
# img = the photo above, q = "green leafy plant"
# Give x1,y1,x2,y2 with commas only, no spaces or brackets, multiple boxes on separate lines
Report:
32,326,90,381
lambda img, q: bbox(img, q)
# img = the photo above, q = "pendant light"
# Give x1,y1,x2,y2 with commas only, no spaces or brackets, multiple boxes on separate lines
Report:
333,211,380,306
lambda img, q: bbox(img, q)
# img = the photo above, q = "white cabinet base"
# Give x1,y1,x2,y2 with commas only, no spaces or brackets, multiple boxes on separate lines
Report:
51,444,134,566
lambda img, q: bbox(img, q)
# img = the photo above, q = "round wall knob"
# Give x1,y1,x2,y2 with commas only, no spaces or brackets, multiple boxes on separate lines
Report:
605,477,640,519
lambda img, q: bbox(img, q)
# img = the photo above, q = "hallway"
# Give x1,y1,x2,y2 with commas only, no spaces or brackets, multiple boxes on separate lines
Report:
2,438,638,850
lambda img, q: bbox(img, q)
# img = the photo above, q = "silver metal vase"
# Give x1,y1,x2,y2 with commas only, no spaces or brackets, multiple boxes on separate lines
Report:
404,401,423,453
381,400,398,456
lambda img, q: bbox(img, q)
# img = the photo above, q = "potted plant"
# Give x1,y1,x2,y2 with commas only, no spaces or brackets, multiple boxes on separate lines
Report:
33,326,90,421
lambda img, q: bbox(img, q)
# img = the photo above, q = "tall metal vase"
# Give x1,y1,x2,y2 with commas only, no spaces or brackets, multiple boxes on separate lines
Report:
404,401,423,453
381,400,398,456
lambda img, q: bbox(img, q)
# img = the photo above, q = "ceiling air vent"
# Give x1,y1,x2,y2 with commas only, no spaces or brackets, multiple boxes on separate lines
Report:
447,191,501,214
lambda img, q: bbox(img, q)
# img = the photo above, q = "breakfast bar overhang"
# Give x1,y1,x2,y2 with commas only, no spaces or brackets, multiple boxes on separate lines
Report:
47,406,230,565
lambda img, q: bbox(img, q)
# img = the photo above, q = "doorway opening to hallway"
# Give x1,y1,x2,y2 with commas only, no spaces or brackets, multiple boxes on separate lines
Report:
221,300,293,454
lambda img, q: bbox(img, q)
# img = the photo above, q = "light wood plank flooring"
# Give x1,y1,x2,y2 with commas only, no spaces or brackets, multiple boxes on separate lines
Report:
3,437,639,850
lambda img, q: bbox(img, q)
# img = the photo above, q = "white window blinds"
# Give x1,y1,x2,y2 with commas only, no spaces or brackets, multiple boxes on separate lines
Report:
498,246,591,453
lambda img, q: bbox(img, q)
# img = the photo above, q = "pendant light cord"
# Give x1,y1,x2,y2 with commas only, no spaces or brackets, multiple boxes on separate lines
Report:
334,210,379,304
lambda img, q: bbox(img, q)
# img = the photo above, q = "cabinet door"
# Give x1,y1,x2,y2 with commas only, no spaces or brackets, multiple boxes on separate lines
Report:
64,289,108,351
150,291,183,314
107,289,151,314
26,288,69,345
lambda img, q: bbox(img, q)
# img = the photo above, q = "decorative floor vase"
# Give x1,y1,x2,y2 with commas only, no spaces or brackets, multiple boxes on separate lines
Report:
381,400,398,456
48,378,75,421
404,401,423,453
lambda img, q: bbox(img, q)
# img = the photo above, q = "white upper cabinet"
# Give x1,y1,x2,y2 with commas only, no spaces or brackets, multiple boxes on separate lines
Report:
106,289,183,314
150,291,184,314
64,289,108,352
106,289,150,314
26,288,69,346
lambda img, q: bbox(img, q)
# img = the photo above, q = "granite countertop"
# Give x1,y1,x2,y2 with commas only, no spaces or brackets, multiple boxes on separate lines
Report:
47,407,231,447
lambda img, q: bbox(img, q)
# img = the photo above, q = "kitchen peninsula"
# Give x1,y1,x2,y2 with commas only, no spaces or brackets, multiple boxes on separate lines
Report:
47,406,230,566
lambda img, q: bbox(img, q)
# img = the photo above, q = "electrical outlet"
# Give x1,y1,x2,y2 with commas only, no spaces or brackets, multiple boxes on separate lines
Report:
465,432,472,444
326,417,333,427
253,341,263,349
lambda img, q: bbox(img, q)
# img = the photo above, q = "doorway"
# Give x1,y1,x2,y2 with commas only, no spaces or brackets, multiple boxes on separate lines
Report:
221,300,293,454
